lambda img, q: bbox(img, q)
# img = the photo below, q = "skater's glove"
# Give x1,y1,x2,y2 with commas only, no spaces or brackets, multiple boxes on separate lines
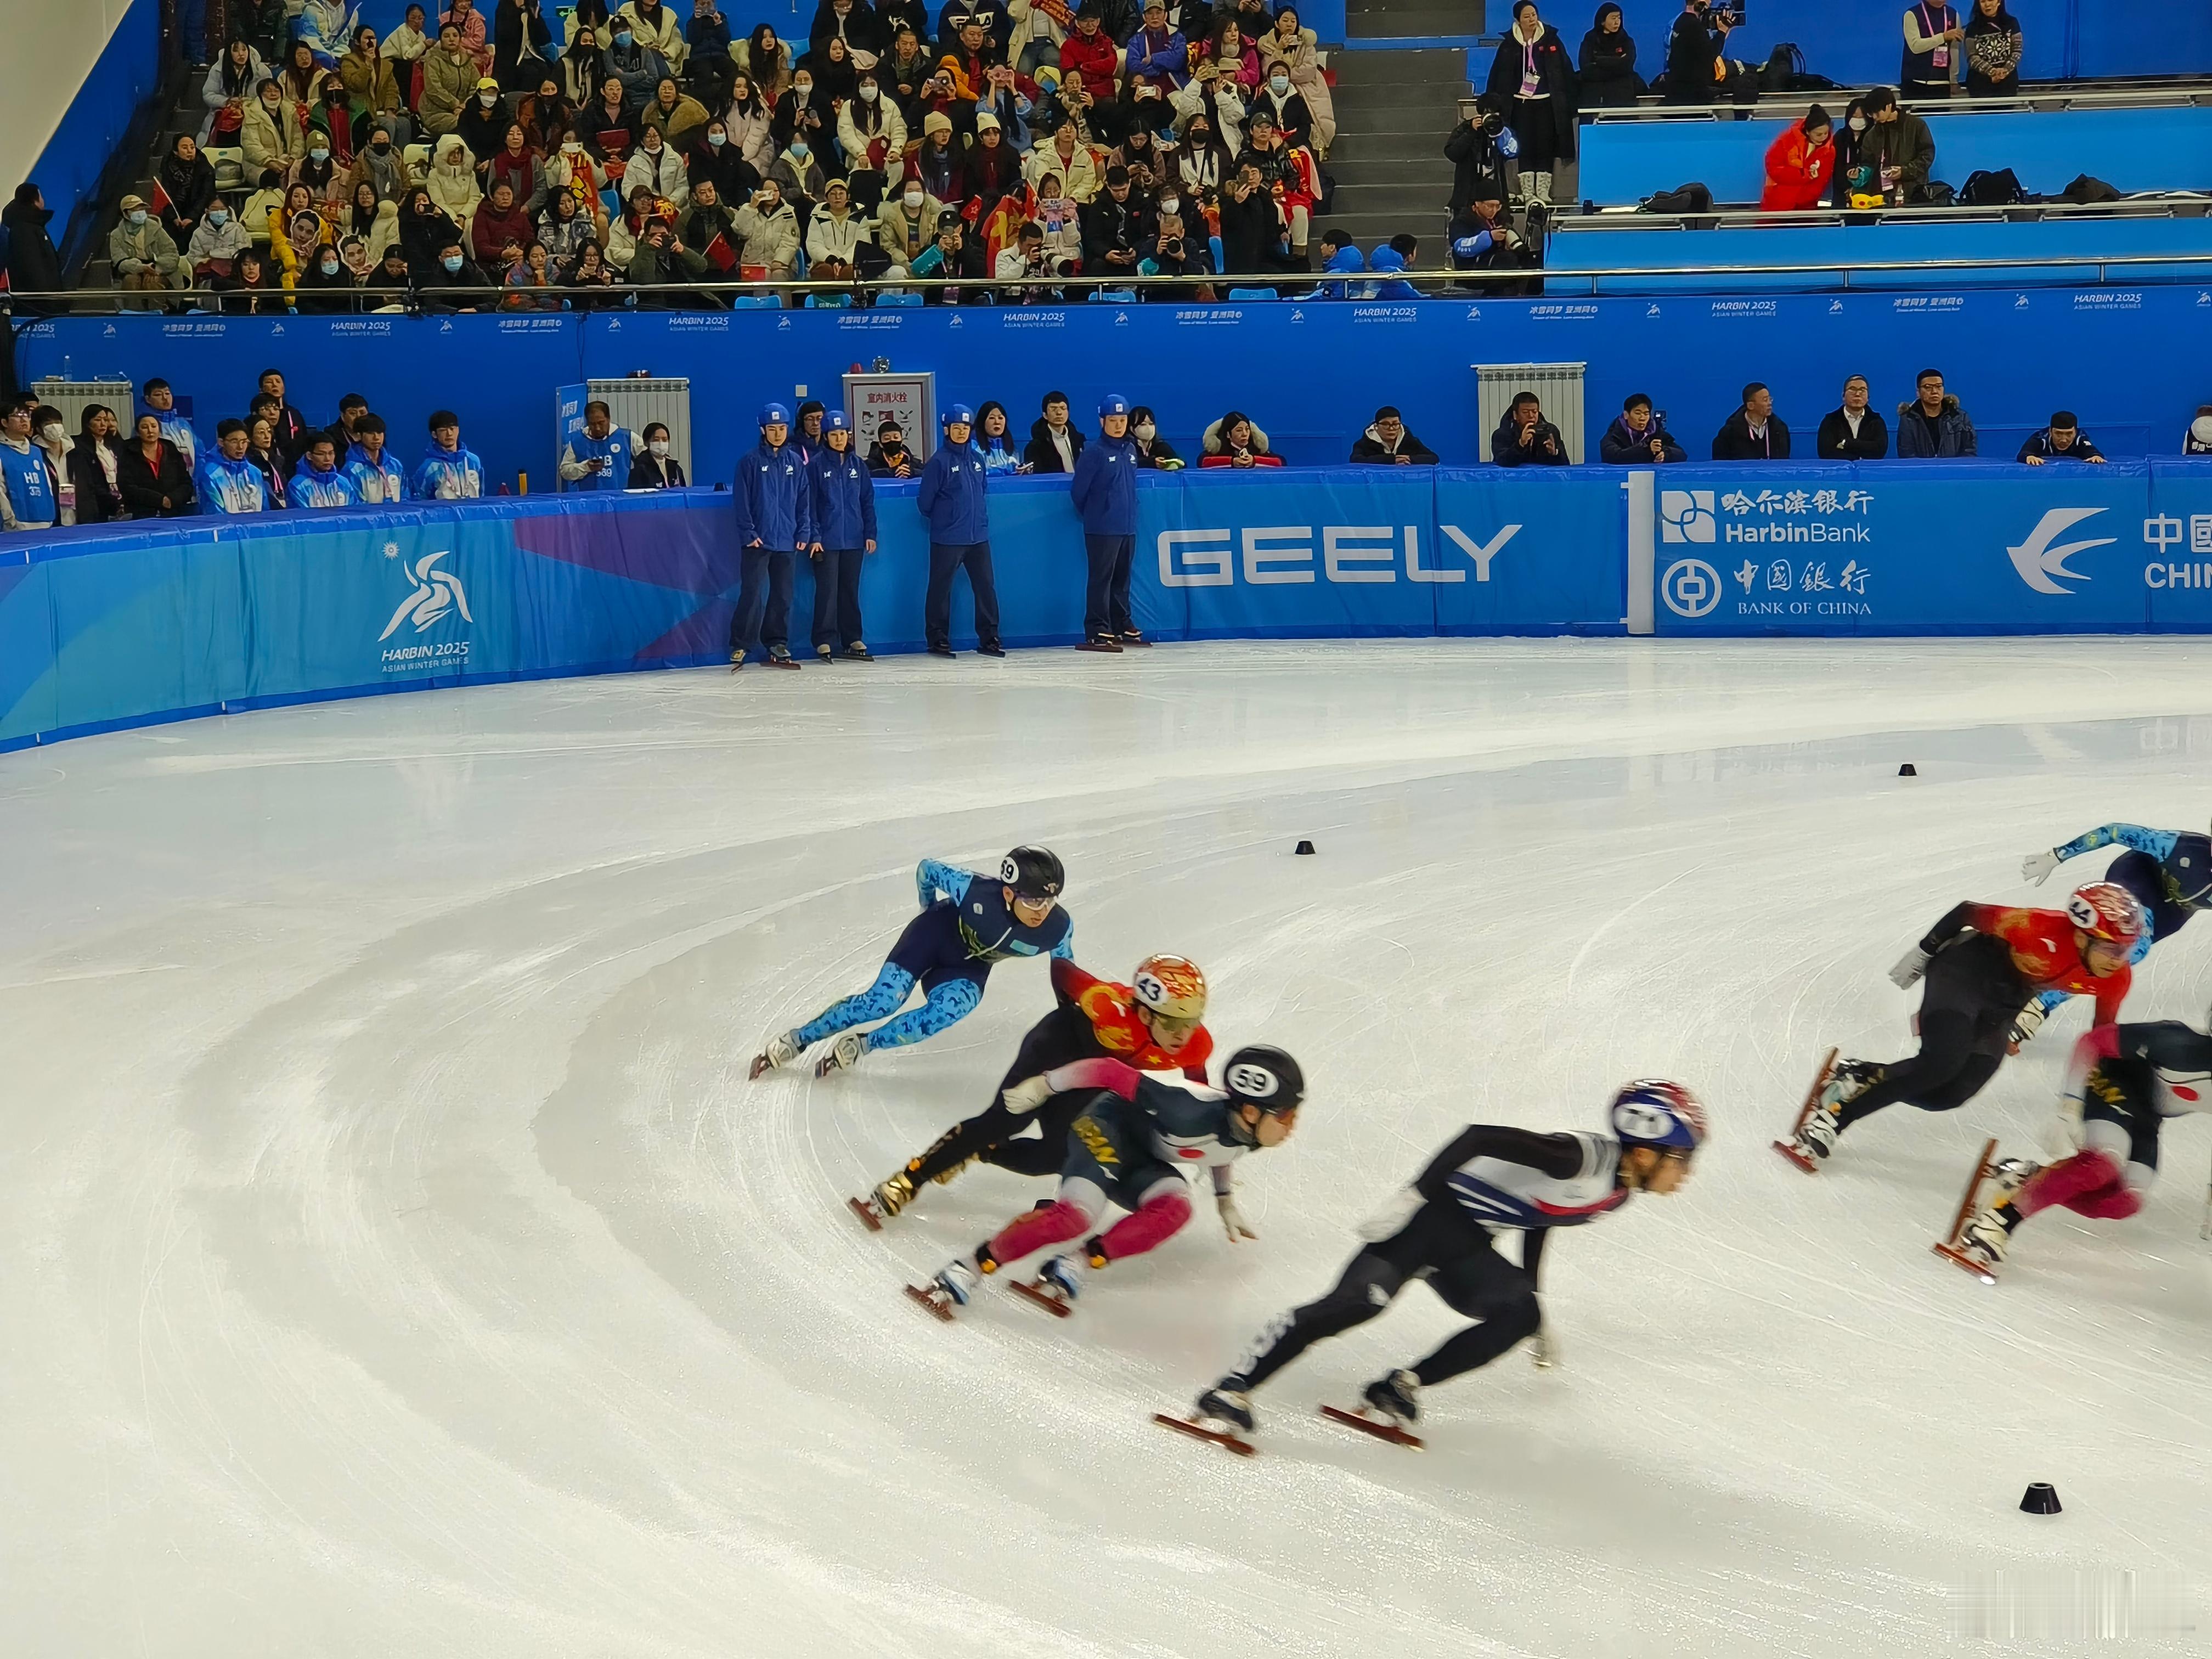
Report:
1001,1074,1055,1114
1530,1324,1560,1370
2021,849,2059,886
1888,945,1931,989
2042,1091,2086,1160
2008,1002,2046,1047
1217,1194,1257,1242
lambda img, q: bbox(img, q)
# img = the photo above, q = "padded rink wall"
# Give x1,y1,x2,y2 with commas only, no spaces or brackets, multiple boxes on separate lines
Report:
9,460,2212,751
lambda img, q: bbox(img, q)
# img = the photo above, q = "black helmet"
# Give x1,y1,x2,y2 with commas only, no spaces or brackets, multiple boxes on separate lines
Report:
1221,1045,1304,1114
1000,845,1065,901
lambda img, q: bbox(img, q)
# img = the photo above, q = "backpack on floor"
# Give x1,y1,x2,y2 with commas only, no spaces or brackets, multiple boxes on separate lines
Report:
2060,173,2123,205
1640,182,1718,228
1960,168,2024,207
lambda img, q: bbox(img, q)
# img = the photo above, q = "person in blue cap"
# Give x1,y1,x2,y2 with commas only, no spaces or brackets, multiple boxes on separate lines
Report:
1068,391,1146,651
916,403,1003,658
806,409,879,662
730,400,814,672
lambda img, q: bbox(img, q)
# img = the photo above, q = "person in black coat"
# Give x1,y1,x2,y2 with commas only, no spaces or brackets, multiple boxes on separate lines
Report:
117,415,197,517
628,421,689,486
1443,98,1513,215
1485,1,1578,205
1578,3,1643,108
1596,393,1685,463
1023,391,1087,473
1349,407,1440,465
1664,0,1729,104
1814,375,1889,459
68,405,131,522
1712,382,1791,459
1217,160,1283,275
2,184,64,311
1492,391,1570,465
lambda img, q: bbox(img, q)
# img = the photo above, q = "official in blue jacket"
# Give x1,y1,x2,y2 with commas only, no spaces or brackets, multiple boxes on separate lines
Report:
557,400,636,492
1068,391,1145,651
730,401,814,671
808,410,879,662
915,404,1002,658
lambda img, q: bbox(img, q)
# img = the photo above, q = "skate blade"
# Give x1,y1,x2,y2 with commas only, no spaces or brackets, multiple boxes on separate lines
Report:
904,1283,957,1322
846,1195,885,1233
1932,1242,1998,1285
1008,1278,1073,1318
748,1053,774,1080
1151,1412,1256,1456
814,1055,846,1079
1771,1139,1819,1174
1319,1404,1424,1449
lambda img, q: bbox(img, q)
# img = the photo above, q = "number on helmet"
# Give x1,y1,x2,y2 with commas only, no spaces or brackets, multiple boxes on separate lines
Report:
1226,1062,1278,1099
1000,854,1020,884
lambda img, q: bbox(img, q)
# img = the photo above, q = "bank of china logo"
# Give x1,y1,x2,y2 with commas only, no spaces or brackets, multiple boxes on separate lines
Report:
1661,558,1721,618
379,547,473,640
1226,1062,1279,1099
1660,489,1716,544
2007,507,2114,595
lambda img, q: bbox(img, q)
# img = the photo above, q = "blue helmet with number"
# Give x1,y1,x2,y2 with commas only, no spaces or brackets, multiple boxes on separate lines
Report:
759,402,792,427
943,403,975,427
1608,1080,1708,1153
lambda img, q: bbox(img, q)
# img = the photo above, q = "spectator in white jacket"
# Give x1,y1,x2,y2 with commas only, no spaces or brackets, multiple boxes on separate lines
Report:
628,124,691,210
383,4,435,64
619,0,691,75
200,41,272,145
1008,0,1069,77
838,70,909,191
733,179,801,276
805,178,871,277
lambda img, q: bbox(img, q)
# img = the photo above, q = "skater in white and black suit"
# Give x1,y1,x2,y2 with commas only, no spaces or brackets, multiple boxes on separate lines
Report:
1193,1080,1704,1436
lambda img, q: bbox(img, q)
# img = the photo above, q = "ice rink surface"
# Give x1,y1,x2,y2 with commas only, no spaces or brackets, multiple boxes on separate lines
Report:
5,639,2212,1658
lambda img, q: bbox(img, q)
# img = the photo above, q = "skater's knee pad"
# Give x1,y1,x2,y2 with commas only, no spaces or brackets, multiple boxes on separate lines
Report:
1097,1182,1192,1261
988,1195,1094,1264
1057,1176,1113,1231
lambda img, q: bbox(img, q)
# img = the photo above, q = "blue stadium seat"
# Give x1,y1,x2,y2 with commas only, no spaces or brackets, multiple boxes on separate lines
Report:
1087,287,1137,302
1227,287,1278,300
875,289,924,306
726,292,781,308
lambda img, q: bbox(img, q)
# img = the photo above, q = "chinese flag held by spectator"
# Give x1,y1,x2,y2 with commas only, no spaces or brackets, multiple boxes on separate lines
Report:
703,232,738,272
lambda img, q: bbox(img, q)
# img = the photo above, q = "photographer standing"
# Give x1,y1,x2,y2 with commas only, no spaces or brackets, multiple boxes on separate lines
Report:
1665,0,1731,105
1070,393,1144,652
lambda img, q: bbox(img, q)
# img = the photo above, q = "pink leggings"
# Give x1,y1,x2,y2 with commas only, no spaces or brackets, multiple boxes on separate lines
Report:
989,1181,1194,1267
2016,1150,2144,1222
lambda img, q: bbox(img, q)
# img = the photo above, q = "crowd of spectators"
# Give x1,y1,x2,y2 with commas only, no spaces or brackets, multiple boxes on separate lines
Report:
7,0,1378,312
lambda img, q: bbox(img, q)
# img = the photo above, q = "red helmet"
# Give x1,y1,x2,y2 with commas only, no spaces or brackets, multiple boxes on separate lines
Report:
2067,882,2145,945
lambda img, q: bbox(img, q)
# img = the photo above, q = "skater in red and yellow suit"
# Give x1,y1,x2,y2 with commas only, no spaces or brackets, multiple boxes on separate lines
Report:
1785,884,2143,1169
856,955,1213,1224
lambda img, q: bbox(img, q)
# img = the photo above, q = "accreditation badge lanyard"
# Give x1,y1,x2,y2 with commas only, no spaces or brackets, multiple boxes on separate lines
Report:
1922,3,1950,70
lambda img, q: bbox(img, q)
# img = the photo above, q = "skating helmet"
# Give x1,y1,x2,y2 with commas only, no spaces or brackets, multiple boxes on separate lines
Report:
1000,845,1065,901
2067,881,2145,945
1609,1080,1708,1153
943,403,975,429
1098,392,1132,419
759,402,792,427
1222,1044,1304,1115
823,409,851,432
1131,953,1207,1022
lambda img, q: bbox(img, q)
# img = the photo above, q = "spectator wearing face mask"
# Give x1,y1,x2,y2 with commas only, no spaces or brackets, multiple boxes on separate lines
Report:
1258,7,1335,156
866,417,917,478
766,133,831,238
110,195,188,307
419,236,493,308
629,421,687,487
840,71,907,200
343,414,411,502
805,409,879,662
606,18,673,109
0,400,64,531
876,181,945,274
1126,405,1182,469
560,399,640,490
196,418,272,516
1250,61,1313,153
692,117,766,208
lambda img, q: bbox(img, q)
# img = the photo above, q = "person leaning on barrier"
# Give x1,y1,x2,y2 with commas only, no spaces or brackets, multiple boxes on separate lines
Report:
1895,366,1977,458
1492,391,1569,467
2019,412,2106,466
1760,105,1833,212
917,404,1005,658
1712,381,1791,460
1815,374,1890,459
1351,407,1440,466
629,422,687,488
1598,393,1685,464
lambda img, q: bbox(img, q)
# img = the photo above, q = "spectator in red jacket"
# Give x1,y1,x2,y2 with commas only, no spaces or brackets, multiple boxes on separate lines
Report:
1060,4,1120,103
470,178,536,264
1759,104,1835,211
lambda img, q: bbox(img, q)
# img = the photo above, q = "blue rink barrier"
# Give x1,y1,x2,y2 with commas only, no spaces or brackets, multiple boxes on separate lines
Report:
13,460,2212,752
1649,459,2212,635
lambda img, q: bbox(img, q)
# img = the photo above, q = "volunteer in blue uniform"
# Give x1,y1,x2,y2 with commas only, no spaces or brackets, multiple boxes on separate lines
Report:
915,404,1003,658
729,401,814,671
1068,390,1144,651
557,400,637,491
807,410,879,662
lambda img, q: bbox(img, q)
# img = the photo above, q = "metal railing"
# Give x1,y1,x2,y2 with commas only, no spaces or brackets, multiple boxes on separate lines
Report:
1460,76,2212,126
1551,199,2212,232
15,245,2212,314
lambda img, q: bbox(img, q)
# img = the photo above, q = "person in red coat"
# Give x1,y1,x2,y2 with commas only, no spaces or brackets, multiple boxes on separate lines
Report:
1760,105,1835,211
